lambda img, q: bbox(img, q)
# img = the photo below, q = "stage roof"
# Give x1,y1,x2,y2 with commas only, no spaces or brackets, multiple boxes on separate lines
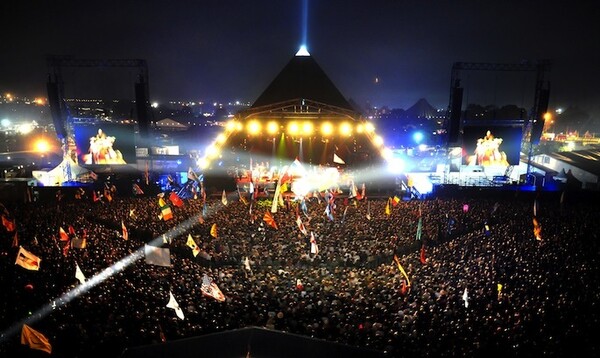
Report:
251,54,354,111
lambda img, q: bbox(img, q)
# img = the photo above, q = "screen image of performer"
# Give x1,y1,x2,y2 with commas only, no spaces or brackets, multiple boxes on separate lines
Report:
467,130,509,166
83,128,127,164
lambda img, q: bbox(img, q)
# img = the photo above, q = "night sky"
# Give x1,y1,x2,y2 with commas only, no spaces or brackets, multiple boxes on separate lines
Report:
1,0,598,114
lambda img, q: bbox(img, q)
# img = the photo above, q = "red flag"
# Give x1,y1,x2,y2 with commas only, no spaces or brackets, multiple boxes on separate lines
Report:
59,227,69,242
68,225,76,236
420,245,426,264
2,215,15,232
122,221,128,241
169,191,184,207
12,231,19,248
263,212,278,230
92,191,100,202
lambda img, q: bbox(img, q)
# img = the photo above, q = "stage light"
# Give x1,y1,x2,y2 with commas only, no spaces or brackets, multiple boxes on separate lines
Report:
235,122,243,131
543,112,552,121
215,133,227,144
381,147,393,160
296,45,310,57
302,121,314,135
205,144,219,158
247,120,261,135
356,124,364,133
373,135,384,147
198,157,209,169
365,122,375,133
387,157,405,174
226,120,236,131
34,139,49,153
340,122,352,136
267,121,279,135
321,122,333,136
413,131,424,143
287,121,299,135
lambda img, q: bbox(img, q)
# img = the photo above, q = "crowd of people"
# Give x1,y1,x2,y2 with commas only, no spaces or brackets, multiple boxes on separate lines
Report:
0,183,598,357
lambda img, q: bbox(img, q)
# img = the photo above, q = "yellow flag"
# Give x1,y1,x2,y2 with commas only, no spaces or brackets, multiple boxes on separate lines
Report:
385,198,391,216
210,223,218,238
393,255,410,286
158,197,167,208
21,324,52,354
497,283,503,294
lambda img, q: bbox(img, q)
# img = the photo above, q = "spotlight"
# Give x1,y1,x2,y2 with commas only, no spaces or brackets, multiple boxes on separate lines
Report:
267,121,279,135
365,122,375,133
373,135,384,147
413,132,424,143
215,133,227,144
226,120,236,132
287,121,299,135
340,122,352,136
321,122,333,136
302,121,314,135
247,121,261,135
356,124,364,133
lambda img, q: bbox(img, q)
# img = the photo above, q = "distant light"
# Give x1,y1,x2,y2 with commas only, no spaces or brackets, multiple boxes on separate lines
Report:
247,120,261,135
556,108,563,114
35,139,49,153
302,121,314,135
543,112,552,121
356,124,364,133
296,45,310,57
151,102,159,108
205,145,218,158
226,120,236,131
339,122,352,136
321,122,333,136
287,121,299,135
365,122,375,133
198,157,209,169
215,133,227,144
418,144,428,151
373,135,384,147
1,119,10,127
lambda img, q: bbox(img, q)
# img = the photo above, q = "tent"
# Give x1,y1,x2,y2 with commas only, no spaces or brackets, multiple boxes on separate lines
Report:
32,156,95,186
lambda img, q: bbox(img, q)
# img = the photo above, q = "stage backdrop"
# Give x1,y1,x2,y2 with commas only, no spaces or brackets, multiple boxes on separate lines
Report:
462,125,523,166
73,123,136,165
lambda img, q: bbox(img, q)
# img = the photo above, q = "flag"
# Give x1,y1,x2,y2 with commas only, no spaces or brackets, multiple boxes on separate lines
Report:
132,183,144,195
201,274,226,302
15,246,41,271
348,181,357,199
392,196,400,207
238,188,248,205
92,190,100,202
12,231,19,248
420,245,426,264
310,232,319,255
71,234,87,249
415,217,423,241
75,262,86,284
122,221,128,241
21,324,52,354
533,217,542,241
187,234,200,257
533,198,539,217
210,223,218,238
2,215,15,232
59,227,69,242
358,183,366,201
144,245,171,267
169,191,184,207
296,216,308,236
385,198,391,216
497,283,503,299
243,256,252,273
333,152,345,165
341,206,349,223
263,212,278,229
393,255,410,287
188,167,200,182
221,190,228,206
366,200,371,220
145,162,149,185
462,287,469,308
271,173,284,213
166,291,185,319
159,199,173,221
296,278,304,291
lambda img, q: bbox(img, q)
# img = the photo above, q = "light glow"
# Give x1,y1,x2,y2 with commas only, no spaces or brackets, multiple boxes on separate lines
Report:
340,122,352,136
287,121,300,135
267,121,279,135
302,121,314,135
321,122,333,136
247,121,261,135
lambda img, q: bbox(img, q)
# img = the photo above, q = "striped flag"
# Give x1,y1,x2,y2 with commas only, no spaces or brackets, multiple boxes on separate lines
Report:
201,274,226,302
296,216,308,236
159,198,173,221
15,246,41,271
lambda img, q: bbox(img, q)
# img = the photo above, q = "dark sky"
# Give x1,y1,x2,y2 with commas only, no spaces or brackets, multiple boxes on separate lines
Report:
1,0,598,114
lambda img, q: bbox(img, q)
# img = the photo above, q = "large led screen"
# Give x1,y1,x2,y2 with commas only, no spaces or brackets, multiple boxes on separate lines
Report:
462,125,523,166
74,123,136,165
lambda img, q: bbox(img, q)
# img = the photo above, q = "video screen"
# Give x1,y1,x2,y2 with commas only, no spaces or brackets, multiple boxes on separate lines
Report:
73,123,136,165
462,125,523,166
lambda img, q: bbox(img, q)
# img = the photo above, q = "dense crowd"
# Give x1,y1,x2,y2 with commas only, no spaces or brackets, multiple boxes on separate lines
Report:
1,185,599,357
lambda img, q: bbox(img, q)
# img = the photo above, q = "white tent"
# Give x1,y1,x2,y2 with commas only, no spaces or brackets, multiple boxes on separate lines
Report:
32,156,95,186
